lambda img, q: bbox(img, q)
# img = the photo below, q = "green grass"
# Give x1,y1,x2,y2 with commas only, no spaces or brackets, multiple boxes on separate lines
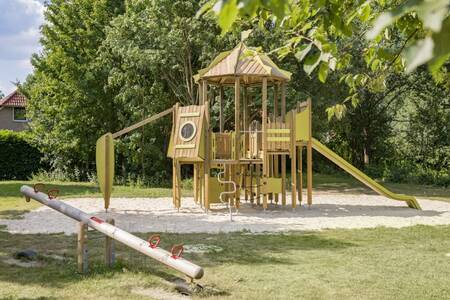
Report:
1,176,449,299
0,226,449,299
0,181,192,219
308,173,450,202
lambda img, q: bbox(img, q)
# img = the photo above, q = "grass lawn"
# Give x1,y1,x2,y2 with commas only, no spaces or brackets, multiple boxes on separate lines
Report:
0,176,449,299
0,226,449,299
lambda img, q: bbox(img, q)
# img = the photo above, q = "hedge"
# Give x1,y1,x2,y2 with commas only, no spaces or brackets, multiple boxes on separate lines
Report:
0,130,42,180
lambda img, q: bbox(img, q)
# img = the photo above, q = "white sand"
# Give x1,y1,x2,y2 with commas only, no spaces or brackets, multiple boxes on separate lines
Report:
1,193,449,235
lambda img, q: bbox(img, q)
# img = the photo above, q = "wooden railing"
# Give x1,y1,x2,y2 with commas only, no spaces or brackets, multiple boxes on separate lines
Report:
266,122,291,152
212,132,234,160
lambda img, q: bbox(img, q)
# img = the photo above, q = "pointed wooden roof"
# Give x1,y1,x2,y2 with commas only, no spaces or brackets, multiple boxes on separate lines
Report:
194,43,291,85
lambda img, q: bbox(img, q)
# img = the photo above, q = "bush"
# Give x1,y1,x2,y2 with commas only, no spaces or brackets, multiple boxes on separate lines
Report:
0,130,43,180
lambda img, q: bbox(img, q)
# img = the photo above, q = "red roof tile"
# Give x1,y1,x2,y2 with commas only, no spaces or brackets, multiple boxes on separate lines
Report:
0,90,27,108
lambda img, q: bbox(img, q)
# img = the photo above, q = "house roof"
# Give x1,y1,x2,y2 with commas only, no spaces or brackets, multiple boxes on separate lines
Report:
194,43,291,85
0,90,27,108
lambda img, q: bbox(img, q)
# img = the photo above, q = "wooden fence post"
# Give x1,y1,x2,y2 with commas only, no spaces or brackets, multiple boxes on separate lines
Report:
77,222,88,274
105,218,115,267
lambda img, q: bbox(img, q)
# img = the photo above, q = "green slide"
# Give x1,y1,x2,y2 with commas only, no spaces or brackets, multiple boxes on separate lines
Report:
311,138,421,209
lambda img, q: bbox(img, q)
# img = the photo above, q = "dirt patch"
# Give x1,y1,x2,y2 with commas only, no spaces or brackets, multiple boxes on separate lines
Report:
1,193,449,234
183,244,223,254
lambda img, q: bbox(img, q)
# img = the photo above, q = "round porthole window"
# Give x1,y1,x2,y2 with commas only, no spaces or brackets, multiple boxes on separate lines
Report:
179,121,197,142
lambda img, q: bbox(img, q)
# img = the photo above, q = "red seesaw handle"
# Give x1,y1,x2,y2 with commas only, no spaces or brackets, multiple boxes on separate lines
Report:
33,183,45,193
171,244,184,259
47,189,59,200
148,235,161,248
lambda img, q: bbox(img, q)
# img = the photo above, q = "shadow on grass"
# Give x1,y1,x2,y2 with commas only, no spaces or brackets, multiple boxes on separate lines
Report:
0,230,354,289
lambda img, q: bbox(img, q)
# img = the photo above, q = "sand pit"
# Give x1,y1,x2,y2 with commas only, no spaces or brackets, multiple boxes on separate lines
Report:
1,193,449,235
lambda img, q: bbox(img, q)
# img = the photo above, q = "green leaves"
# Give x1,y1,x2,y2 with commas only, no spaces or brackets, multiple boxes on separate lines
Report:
200,0,290,34
301,49,334,82
303,52,321,75
215,0,238,34
318,61,329,83
294,43,312,62
367,0,450,73
404,36,434,73
326,104,347,121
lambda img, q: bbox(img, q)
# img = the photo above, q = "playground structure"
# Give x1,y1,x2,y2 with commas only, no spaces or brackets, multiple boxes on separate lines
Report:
20,185,204,280
96,43,421,211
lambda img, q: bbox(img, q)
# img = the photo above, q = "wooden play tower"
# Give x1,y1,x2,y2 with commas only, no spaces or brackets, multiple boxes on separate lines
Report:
168,43,313,211
96,43,421,213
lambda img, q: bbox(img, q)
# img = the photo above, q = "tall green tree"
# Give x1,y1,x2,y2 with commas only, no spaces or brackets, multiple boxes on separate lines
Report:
23,0,125,177
97,0,239,184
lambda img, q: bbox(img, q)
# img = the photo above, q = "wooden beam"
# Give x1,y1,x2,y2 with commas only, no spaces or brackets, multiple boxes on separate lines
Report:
202,80,208,105
219,85,224,132
204,99,211,210
262,77,268,210
291,111,297,209
175,161,182,209
243,87,249,202
307,98,313,206
172,159,177,206
281,82,286,206
298,146,303,204
235,78,241,207
193,163,198,203
112,107,173,139
273,84,279,204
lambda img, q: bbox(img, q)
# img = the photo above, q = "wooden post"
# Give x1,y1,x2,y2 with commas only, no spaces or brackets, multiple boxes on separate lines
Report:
219,85,224,133
105,218,115,267
281,82,287,206
175,161,182,209
199,163,204,208
172,159,177,206
291,111,297,209
273,84,279,204
235,78,241,208
256,164,261,205
77,222,88,274
250,164,254,204
307,98,313,206
298,146,303,204
262,78,268,210
243,86,248,202
193,163,198,203
172,103,178,207
204,95,211,210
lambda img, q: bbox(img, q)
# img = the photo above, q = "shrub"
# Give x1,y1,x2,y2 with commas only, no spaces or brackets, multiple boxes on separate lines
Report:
0,130,43,180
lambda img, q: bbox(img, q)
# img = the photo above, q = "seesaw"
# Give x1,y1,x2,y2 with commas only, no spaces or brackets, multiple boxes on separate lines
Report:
20,185,204,280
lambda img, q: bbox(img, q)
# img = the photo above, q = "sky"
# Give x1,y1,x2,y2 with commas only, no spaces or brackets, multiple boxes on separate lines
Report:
0,0,45,96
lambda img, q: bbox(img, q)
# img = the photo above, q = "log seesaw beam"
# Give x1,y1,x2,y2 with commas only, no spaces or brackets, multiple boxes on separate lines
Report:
20,185,204,280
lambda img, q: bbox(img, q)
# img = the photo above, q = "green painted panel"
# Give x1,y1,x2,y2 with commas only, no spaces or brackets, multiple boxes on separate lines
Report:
260,177,283,194
96,133,114,209
296,106,310,141
208,176,225,203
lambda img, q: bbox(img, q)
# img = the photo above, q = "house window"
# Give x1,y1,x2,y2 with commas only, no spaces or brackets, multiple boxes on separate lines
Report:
13,108,27,122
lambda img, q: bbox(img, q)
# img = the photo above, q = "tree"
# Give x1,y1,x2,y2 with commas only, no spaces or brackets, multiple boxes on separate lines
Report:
97,0,239,184
23,0,125,177
200,0,449,117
